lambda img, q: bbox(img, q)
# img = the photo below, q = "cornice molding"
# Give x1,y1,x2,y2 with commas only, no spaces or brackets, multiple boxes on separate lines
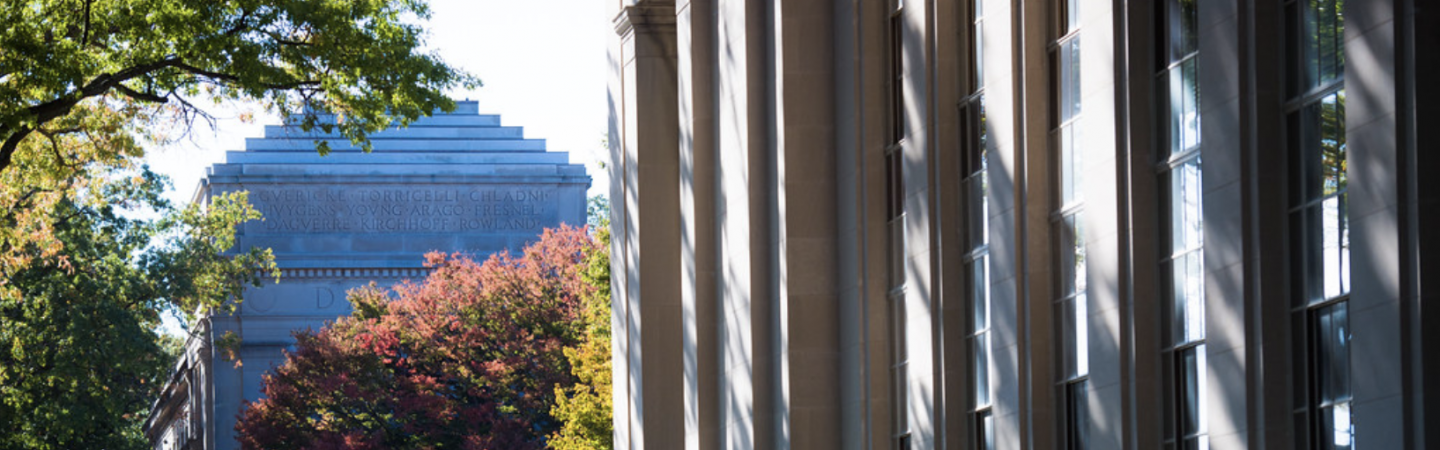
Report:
267,267,433,279
613,3,677,37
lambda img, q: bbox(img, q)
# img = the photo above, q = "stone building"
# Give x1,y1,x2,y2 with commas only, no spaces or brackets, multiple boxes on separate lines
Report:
143,101,590,450
606,0,1437,449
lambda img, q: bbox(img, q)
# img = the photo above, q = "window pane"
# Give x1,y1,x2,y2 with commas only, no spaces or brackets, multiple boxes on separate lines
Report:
1059,299,1076,377
979,98,989,154
1286,1,1302,96
974,333,990,407
1319,404,1353,450
980,411,995,450
1181,59,1200,151
1293,0,1346,94
1303,0,1320,89
1178,345,1208,439
1169,67,1185,153
1066,0,1079,34
975,19,985,90
1318,303,1351,403
1173,251,1205,344
1172,159,1203,251
1291,311,1309,408
1322,196,1349,299
1067,39,1082,120
973,256,989,331
1312,303,1352,449
1181,0,1197,55
1332,0,1345,78
1300,104,1325,202
1296,206,1324,304
1318,0,1336,82
969,171,988,247
891,217,905,288
892,296,908,362
1068,381,1090,450
1288,109,1305,206
1060,216,1086,296
1062,125,1079,205
1180,348,1200,434
1058,296,1089,379
1321,92,1346,196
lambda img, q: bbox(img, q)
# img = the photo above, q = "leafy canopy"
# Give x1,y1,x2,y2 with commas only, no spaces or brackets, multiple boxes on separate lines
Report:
0,169,277,450
236,226,605,450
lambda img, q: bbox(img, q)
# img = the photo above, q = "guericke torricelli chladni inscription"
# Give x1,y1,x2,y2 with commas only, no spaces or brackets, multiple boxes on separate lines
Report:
250,187,555,233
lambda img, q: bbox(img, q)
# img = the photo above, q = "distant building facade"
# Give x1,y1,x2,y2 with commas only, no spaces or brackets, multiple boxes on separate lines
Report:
606,0,1438,449
143,102,590,450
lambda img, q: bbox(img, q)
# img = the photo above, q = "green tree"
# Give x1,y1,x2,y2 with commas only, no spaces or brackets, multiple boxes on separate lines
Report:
548,223,613,450
0,0,477,289
0,169,277,450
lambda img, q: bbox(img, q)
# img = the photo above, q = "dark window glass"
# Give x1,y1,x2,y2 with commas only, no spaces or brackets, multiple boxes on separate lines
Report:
891,15,905,143
887,149,906,288
1176,345,1208,446
1288,0,1345,96
1066,381,1090,450
979,410,995,450
890,293,909,444
1312,303,1352,449
1289,92,1348,306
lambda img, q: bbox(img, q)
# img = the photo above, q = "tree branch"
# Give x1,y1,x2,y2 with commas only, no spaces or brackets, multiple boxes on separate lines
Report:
37,129,78,170
172,62,321,90
0,127,31,174
82,0,92,46
112,83,169,104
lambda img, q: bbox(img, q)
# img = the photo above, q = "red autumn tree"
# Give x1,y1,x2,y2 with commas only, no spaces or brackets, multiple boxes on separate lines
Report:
234,225,600,450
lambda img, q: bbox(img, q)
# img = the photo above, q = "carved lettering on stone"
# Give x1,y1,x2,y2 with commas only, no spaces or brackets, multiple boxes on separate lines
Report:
315,288,335,309
248,187,557,234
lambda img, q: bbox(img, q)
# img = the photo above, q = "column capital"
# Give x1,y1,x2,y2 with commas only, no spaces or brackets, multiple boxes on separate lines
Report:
614,3,677,38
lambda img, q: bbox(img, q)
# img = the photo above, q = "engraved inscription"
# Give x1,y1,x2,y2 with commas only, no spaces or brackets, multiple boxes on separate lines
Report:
250,187,556,233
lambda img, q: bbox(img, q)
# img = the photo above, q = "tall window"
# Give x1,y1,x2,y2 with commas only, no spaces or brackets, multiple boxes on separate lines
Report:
1050,0,1087,448
1285,0,1350,449
887,146,909,450
887,4,910,449
962,1,991,449
1157,1,1208,449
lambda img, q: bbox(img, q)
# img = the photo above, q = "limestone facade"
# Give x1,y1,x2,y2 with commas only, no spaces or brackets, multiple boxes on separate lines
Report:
607,0,1439,449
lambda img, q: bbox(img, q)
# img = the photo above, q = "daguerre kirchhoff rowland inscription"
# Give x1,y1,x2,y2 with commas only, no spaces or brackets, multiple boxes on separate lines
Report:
250,187,559,233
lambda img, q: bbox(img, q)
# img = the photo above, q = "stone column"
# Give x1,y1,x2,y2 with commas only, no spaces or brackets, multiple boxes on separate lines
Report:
1193,1,1253,449
712,0,777,447
772,1,841,448
1346,0,1408,448
1015,0,1056,448
677,0,718,448
610,3,685,449
980,0,1026,446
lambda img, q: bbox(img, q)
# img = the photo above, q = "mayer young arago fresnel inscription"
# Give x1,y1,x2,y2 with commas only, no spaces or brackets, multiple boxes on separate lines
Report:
142,101,590,450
